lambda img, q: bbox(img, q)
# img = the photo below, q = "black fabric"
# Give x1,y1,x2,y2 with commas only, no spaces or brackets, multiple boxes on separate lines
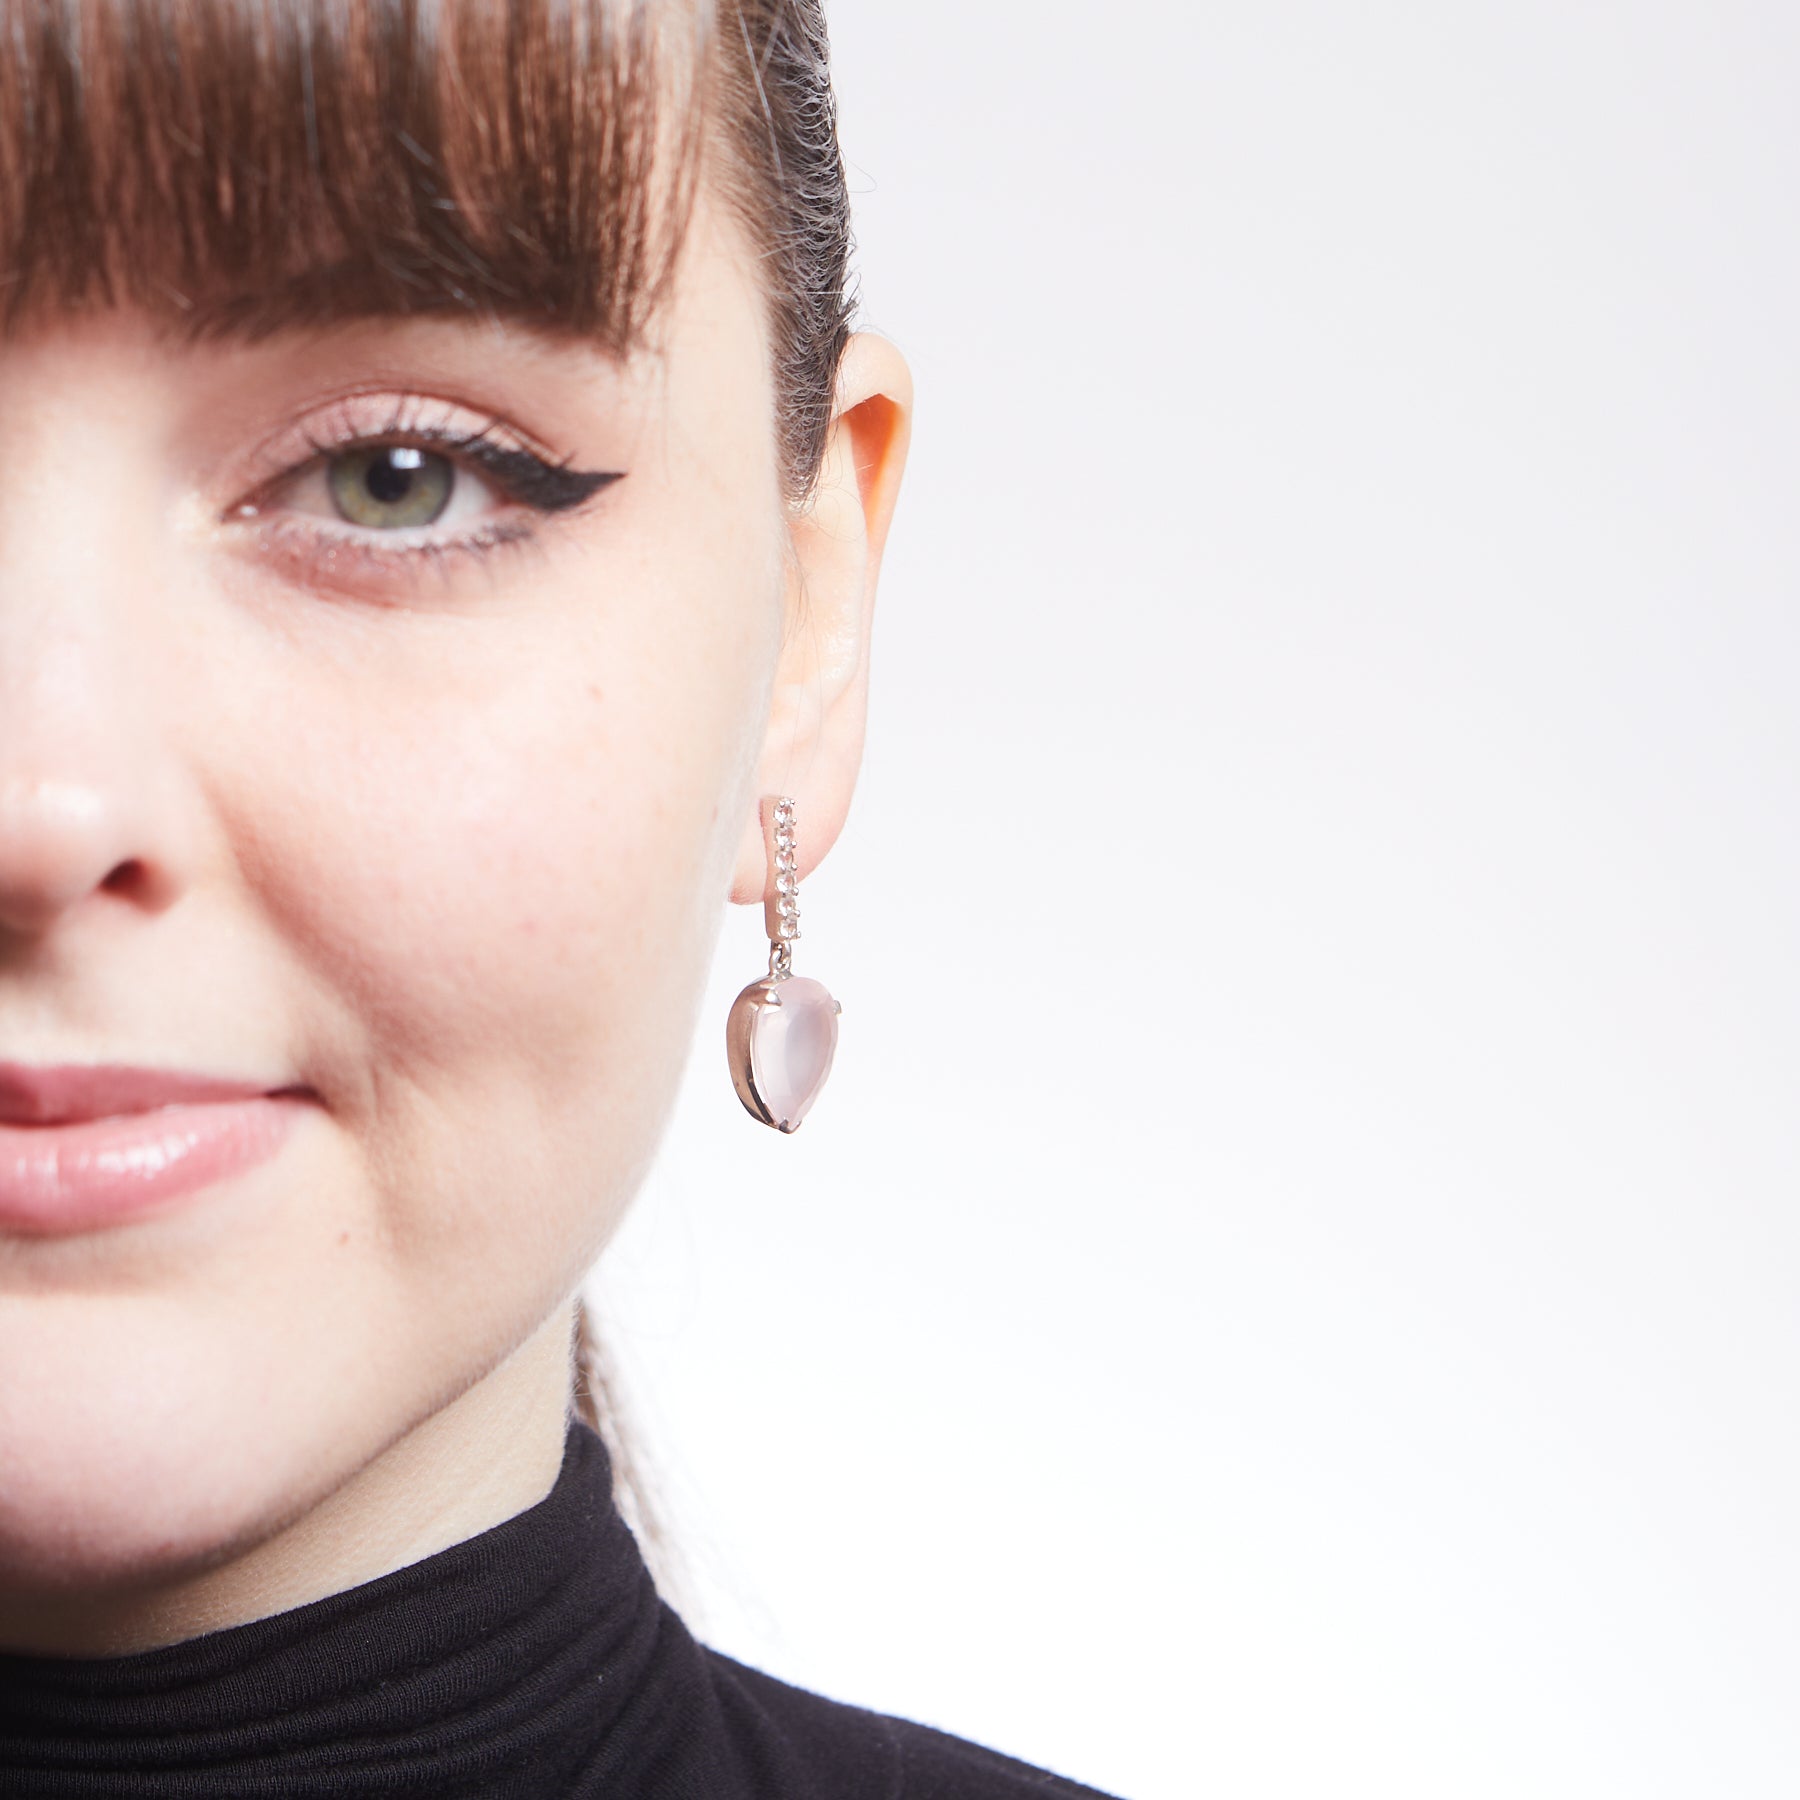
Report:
0,1422,1123,1798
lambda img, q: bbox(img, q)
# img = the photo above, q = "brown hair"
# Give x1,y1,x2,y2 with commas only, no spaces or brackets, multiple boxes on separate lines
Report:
0,0,859,1554
0,0,858,506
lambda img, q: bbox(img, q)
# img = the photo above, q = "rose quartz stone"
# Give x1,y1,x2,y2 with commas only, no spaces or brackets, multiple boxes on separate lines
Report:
750,976,839,1131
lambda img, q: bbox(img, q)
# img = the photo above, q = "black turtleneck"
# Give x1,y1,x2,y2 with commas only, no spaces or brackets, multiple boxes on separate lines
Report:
0,1420,1121,1798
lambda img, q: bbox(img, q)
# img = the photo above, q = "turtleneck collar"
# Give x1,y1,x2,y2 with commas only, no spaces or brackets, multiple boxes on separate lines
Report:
0,1419,679,1797
0,1418,1128,1800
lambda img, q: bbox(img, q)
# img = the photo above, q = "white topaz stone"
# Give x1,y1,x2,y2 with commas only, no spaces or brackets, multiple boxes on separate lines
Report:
750,976,839,1131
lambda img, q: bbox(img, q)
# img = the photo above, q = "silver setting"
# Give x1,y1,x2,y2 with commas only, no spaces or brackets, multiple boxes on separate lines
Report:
767,794,799,979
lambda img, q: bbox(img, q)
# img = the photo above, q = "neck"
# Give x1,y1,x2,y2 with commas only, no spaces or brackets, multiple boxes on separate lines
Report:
0,1299,577,1657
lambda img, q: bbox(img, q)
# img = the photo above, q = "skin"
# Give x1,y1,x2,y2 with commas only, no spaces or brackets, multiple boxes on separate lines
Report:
0,182,912,1655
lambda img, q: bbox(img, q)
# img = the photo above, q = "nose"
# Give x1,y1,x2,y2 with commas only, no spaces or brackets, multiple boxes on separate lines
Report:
0,343,199,945
0,607,190,942
0,776,169,937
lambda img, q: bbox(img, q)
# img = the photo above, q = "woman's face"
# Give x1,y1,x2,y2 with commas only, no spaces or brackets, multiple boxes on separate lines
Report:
0,183,894,1621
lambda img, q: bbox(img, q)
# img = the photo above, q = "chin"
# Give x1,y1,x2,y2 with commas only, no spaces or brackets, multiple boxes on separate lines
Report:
0,1298,306,1594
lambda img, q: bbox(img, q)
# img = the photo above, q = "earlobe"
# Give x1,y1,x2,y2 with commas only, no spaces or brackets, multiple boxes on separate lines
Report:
728,331,913,904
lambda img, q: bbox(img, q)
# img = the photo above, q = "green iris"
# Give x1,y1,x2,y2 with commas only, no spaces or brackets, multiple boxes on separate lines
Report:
327,445,454,529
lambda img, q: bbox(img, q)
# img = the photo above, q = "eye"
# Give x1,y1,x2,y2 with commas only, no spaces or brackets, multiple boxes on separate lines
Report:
226,400,627,592
325,444,456,530
268,428,619,534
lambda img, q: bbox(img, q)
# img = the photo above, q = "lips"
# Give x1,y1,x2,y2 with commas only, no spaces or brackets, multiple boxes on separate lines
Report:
0,1062,313,1235
0,1061,289,1126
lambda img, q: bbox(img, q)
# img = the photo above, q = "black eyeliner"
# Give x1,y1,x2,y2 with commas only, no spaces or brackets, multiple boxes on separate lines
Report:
453,439,625,513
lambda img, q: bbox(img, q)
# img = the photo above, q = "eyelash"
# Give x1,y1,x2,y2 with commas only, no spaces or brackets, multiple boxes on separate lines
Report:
239,401,622,586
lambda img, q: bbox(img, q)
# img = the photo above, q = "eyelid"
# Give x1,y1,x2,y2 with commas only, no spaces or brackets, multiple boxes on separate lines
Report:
242,390,549,478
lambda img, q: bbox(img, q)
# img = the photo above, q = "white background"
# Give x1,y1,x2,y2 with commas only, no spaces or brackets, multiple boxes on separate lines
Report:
587,4,1800,1796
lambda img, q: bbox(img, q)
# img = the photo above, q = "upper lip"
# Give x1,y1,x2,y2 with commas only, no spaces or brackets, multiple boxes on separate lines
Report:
0,1062,291,1126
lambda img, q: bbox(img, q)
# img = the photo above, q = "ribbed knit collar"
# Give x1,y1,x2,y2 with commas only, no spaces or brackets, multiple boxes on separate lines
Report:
0,1421,677,1798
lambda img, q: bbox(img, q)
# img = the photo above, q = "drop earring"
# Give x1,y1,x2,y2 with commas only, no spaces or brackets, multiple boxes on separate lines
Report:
726,795,841,1132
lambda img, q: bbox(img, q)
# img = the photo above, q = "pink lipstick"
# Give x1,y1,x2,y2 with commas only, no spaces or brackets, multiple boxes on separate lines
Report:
0,1062,310,1236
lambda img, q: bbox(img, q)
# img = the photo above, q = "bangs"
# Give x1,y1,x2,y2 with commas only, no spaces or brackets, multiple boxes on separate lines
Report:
0,0,709,352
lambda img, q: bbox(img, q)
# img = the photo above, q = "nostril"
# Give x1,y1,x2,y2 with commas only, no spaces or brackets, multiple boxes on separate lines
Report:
100,859,150,899
99,858,182,914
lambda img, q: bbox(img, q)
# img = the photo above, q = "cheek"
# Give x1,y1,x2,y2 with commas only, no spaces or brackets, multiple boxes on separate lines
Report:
209,564,773,1319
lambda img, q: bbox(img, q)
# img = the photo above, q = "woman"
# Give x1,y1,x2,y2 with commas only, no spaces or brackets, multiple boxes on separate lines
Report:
0,1,1121,1794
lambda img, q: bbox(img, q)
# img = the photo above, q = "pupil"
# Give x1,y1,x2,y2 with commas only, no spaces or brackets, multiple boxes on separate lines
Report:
366,447,424,505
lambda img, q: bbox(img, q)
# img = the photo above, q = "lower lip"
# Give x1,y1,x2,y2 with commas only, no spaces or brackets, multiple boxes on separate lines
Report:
0,1097,308,1237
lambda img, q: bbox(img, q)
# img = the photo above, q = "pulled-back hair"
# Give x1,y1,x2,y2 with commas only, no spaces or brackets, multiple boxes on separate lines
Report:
0,0,859,1561
0,0,858,506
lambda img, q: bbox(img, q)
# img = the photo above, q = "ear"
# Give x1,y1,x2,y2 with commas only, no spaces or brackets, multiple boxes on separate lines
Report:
728,330,914,903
